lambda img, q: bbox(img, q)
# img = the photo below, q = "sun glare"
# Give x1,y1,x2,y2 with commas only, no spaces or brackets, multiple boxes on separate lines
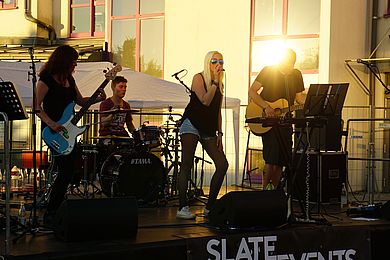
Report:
252,40,289,72
261,41,287,66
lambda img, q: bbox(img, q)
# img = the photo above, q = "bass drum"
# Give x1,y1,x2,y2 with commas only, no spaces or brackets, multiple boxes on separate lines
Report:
100,151,165,203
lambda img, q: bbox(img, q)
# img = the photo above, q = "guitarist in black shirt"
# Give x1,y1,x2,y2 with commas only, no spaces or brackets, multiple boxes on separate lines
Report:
248,48,305,190
35,45,106,226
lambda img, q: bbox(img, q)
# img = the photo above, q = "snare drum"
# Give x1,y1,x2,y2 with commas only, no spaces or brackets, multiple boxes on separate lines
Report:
99,151,165,202
133,126,161,148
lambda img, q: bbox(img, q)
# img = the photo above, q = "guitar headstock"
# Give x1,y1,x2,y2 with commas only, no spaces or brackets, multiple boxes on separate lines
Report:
105,64,122,80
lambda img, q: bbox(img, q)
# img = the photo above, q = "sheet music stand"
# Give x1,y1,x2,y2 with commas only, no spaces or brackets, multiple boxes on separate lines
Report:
0,81,28,121
292,83,348,221
0,81,28,255
303,83,349,117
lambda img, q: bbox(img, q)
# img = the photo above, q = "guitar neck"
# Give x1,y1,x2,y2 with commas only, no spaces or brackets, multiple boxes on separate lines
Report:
280,104,303,114
71,78,110,125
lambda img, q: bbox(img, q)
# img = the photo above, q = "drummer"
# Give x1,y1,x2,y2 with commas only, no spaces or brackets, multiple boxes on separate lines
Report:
99,75,136,144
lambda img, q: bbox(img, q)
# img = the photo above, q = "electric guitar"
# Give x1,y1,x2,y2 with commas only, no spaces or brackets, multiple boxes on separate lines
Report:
245,99,303,135
42,64,122,155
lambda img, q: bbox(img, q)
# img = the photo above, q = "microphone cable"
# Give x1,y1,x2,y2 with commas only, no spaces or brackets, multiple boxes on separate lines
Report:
223,69,228,194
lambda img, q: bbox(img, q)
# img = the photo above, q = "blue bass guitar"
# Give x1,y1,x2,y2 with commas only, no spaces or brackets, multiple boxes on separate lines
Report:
42,64,122,155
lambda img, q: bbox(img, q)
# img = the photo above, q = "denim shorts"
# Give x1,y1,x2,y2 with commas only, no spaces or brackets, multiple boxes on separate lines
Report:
179,118,215,140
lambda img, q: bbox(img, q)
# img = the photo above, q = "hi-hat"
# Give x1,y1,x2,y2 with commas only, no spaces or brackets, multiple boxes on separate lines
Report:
99,108,140,114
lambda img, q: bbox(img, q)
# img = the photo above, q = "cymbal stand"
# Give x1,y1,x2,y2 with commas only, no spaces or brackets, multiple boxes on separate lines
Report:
158,107,181,197
161,123,181,197
79,148,101,199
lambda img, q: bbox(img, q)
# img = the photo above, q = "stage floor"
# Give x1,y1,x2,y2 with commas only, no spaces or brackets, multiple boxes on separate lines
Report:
1,186,390,259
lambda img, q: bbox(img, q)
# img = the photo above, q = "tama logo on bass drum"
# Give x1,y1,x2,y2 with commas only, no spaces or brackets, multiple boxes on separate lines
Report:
130,157,152,165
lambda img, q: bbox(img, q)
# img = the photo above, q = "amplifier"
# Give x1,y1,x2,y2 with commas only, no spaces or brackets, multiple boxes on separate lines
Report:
292,152,347,203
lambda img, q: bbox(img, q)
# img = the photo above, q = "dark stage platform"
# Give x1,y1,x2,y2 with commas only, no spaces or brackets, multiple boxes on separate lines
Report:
1,190,390,260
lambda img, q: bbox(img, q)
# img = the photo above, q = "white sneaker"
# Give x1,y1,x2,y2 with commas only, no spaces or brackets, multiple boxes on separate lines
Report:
176,206,196,219
203,207,210,217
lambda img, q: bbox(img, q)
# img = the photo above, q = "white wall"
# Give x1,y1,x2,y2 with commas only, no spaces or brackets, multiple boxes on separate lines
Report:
0,1,36,37
164,0,251,104
52,0,70,38
326,0,371,106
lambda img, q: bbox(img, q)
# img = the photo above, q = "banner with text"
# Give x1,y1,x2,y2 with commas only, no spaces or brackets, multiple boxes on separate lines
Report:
187,226,371,260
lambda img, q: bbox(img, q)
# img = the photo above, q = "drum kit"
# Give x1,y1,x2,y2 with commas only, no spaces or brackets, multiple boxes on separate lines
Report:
44,108,183,205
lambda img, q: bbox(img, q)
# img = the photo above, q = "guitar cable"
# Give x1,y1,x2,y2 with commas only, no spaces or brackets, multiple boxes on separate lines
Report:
305,121,311,220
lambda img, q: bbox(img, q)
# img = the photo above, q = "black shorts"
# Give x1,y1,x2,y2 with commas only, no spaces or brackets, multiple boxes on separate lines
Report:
261,126,292,167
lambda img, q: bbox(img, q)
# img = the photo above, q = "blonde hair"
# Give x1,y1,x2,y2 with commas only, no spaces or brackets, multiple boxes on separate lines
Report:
201,51,224,95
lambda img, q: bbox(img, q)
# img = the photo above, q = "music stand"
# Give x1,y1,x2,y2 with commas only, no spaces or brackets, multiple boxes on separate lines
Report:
0,81,28,255
303,83,349,117
322,83,349,116
292,83,348,220
0,81,28,121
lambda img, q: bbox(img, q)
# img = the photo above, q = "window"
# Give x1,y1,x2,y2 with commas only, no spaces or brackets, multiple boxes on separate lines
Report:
70,0,105,37
110,0,164,78
251,0,320,78
0,0,17,9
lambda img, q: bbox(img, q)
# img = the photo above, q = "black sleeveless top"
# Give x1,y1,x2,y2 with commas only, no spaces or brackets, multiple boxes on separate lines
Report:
182,73,222,136
39,73,77,129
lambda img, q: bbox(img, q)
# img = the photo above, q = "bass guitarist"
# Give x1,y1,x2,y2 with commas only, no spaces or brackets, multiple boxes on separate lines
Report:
248,48,305,190
36,45,106,226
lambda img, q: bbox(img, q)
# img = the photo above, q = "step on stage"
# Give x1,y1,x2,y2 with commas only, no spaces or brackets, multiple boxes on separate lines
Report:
2,190,390,260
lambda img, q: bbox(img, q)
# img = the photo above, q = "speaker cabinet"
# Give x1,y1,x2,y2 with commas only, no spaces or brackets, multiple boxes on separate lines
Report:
292,152,346,203
54,197,138,242
208,190,287,228
381,200,390,220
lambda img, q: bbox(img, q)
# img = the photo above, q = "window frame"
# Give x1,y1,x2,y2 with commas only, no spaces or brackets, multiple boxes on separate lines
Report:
108,0,165,75
70,0,105,38
250,0,320,77
0,0,18,9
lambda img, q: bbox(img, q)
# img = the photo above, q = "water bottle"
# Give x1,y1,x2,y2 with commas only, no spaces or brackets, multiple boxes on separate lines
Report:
341,183,347,208
18,202,27,227
11,165,19,190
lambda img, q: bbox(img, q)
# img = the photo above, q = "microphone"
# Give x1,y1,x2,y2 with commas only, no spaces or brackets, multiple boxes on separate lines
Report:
171,69,185,77
357,59,370,65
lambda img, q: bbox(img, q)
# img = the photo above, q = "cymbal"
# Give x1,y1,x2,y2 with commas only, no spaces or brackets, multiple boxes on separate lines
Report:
99,108,140,114
91,135,132,140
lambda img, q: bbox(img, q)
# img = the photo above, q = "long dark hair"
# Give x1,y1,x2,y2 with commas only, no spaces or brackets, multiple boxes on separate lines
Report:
39,45,79,77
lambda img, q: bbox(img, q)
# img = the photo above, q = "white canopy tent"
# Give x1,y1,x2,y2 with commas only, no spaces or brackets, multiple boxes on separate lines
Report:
0,61,241,182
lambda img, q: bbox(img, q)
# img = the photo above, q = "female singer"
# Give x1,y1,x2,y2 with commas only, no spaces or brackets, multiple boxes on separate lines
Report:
176,51,228,219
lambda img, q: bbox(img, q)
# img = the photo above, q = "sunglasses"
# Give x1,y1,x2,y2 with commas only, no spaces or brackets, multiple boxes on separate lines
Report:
211,58,224,65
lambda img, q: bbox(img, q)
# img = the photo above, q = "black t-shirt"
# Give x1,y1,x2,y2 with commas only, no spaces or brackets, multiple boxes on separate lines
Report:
39,73,77,129
182,73,222,136
255,66,304,105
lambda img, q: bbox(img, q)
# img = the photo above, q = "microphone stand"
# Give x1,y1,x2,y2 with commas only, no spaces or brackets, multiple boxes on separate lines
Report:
28,47,39,228
360,61,390,94
173,74,192,95
13,48,40,243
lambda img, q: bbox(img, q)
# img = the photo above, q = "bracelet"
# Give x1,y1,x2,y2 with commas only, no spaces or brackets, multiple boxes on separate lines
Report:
211,80,219,86
217,131,223,136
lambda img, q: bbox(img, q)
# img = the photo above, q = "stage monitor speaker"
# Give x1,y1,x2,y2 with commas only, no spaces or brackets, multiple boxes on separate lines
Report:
54,197,138,242
208,190,287,229
292,152,346,203
381,200,390,220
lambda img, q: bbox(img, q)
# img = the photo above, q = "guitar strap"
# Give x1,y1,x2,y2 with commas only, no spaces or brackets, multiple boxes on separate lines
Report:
284,74,292,116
